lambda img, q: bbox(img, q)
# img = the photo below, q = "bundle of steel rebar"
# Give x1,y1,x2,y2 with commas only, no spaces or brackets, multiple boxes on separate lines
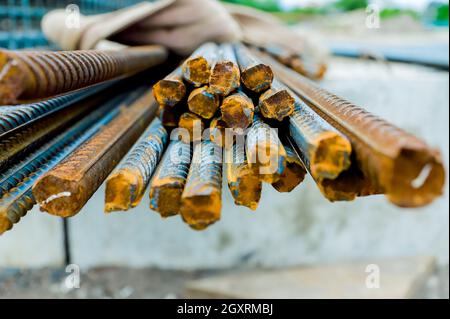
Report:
0,42,445,235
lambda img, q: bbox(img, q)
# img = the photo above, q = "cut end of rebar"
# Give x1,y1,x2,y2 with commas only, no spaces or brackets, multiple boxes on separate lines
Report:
388,147,446,208
149,181,183,218
178,112,204,142
153,79,186,107
250,143,286,184
183,57,211,86
210,117,228,148
0,51,26,104
209,62,240,96
241,64,274,93
221,94,254,131
317,180,359,202
272,160,307,193
0,215,13,235
259,89,295,121
188,87,219,119
310,131,352,180
229,173,262,210
105,169,144,213
32,175,83,218
180,188,221,230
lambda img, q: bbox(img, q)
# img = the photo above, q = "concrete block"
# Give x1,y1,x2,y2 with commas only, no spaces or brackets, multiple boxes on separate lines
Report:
185,256,436,299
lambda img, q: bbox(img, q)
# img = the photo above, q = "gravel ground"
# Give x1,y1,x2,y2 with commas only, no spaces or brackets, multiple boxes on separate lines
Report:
0,265,448,299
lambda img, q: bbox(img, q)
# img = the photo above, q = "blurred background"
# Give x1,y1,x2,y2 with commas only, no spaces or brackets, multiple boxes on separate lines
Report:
0,0,448,298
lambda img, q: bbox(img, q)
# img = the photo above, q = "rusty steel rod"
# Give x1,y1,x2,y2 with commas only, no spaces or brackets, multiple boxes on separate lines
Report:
287,136,381,201
105,120,168,212
220,89,254,133
32,88,159,217
259,78,295,121
226,140,262,210
182,43,219,87
271,141,307,193
0,94,103,172
234,43,273,93
289,95,352,181
157,104,184,128
0,82,110,137
255,44,327,80
259,52,445,207
209,43,240,96
0,45,167,104
0,92,126,234
149,140,192,217
178,111,204,142
290,57,327,81
246,114,286,183
187,86,220,120
153,66,186,108
180,139,223,230
209,116,228,148
258,44,294,66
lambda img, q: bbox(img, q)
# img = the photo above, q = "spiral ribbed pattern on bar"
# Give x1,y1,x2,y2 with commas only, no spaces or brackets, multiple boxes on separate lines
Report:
0,95,96,171
0,94,123,199
0,98,121,233
118,121,168,186
156,140,192,181
289,98,347,170
246,114,281,153
185,140,222,193
6,47,166,100
0,84,109,135
293,80,425,155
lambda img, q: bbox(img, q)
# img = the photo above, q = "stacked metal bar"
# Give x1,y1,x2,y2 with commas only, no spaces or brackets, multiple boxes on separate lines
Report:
143,42,445,231
0,45,167,234
0,42,446,235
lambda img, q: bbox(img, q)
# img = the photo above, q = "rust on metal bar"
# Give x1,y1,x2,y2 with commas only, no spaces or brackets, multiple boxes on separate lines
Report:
32,88,158,217
286,136,380,201
289,95,352,180
0,96,99,172
182,43,219,87
0,83,109,137
316,167,383,202
187,86,219,119
209,43,240,96
220,89,254,132
258,44,294,66
0,94,127,234
256,44,327,80
149,140,192,217
272,141,306,193
290,57,327,80
259,52,445,207
178,112,204,142
105,120,168,212
259,79,295,121
0,46,168,104
226,141,261,210
180,140,222,230
210,116,228,148
157,104,183,128
246,114,286,183
234,43,273,93
153,67,186,107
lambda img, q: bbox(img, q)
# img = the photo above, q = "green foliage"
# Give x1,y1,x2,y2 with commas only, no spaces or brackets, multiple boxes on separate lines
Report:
435,4,449,22
379,8,420,20
220,0,280,12
334,0,368,11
